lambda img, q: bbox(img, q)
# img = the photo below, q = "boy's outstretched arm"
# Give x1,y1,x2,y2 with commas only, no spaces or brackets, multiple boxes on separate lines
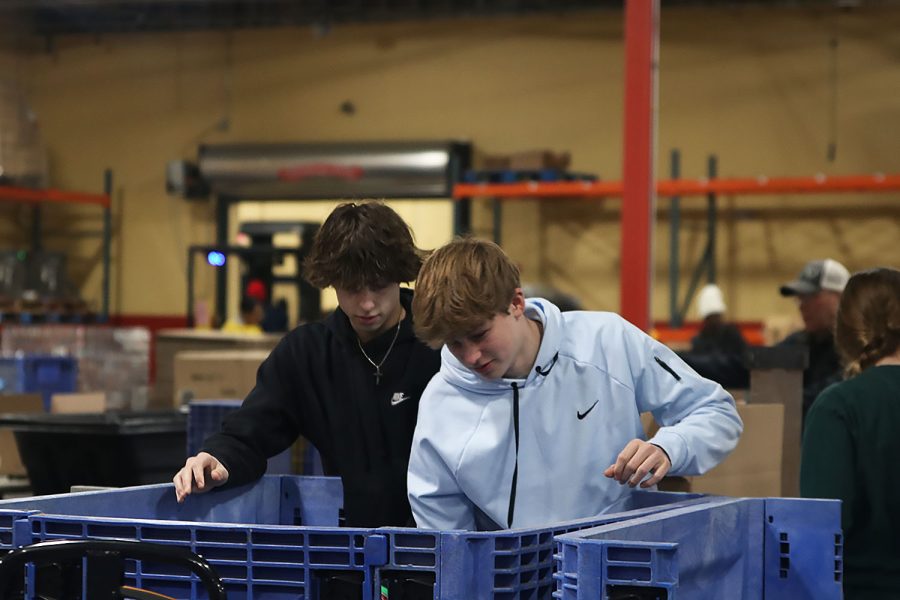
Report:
625,320,743,476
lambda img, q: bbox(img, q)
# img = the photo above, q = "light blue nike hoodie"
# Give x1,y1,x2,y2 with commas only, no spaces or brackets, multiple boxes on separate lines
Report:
408,298,743,530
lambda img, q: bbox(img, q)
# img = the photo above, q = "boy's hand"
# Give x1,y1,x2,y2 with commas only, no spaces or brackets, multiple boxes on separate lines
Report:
173,452,229,503
603,439,671,488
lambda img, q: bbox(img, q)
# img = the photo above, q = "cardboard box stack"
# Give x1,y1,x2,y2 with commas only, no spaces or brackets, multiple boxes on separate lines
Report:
154,330,282,408
174,350,270,405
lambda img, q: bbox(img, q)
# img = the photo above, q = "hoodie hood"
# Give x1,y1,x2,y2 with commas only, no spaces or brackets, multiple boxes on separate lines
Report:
438,297,563,394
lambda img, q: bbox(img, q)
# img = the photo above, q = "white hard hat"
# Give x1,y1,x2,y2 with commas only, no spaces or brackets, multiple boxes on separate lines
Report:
697,283,726,319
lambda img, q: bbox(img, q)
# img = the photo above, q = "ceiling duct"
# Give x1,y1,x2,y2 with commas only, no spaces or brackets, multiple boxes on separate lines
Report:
194,140,471,200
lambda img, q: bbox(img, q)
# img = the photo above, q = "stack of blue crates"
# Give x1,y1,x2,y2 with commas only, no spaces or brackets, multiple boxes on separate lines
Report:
0,475,842,599
0,355,77,410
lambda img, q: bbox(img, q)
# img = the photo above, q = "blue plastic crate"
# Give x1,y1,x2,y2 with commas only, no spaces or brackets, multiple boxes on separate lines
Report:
0,356,78,410
187,400,312,475
553,497,843,600
0,476,385,600
0,475,342,529
0,476,715,600
0,509,37,550
375,490,713,599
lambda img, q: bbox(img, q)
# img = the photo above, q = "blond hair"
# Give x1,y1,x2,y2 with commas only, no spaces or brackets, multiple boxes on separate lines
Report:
413,237,520,348
835,267,900,377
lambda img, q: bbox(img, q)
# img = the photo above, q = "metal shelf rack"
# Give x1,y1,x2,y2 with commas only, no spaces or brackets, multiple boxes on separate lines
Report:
0,170,112,322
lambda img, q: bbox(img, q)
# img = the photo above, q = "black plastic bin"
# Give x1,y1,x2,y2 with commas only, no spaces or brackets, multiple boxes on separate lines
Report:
0,411,187,495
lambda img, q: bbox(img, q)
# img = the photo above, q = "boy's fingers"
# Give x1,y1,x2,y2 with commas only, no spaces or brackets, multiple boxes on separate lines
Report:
174,453,225,502
641,465,667,488
211,464,229,483
610,440,671,486
191,461,208,490
173,467,192,502
620,441,655,482
639,449,672,488
613,439,643,480
627,458,654,487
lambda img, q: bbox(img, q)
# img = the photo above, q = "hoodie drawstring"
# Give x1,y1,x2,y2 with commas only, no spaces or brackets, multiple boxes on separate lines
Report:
507,381,520,528
506,353,557,528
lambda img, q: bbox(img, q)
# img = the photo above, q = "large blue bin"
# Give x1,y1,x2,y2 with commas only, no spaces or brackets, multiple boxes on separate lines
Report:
553,497,843,600
0,476,364,600
0,476,710,600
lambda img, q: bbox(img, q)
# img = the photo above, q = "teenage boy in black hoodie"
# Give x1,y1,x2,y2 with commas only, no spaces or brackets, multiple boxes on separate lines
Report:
173,202,441,527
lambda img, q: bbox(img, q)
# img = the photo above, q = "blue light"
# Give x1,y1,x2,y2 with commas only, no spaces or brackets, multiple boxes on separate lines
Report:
207,251,226,267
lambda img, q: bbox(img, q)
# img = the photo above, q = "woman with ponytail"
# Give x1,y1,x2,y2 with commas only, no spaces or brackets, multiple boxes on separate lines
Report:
800,267,900,599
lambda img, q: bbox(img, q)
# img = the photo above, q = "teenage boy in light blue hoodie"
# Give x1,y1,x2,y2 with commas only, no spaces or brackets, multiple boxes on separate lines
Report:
408,238,743,531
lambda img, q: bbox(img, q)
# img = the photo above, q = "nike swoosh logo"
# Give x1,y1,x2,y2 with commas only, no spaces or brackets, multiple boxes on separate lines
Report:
577,400,599,420
390,393,409,406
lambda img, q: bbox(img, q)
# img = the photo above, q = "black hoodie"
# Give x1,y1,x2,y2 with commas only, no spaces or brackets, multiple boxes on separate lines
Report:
202,289,441,527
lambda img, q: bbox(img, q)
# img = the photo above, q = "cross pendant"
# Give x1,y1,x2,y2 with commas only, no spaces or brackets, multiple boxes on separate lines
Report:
374,367,382,385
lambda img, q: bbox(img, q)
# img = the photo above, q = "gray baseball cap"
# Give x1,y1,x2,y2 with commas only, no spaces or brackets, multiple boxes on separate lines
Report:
779,259,850,297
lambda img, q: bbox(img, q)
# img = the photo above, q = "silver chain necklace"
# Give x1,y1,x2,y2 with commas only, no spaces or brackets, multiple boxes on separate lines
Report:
357,318,402,385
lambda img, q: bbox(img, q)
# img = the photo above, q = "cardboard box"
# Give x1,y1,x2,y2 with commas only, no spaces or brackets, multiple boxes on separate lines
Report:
154,329,282,408
173,350,271,405
481,154,511,170
508,149,571,171
644,401,785,497
50,392,107,414
480,150,572,171
687,402,784,496
0,394,44,476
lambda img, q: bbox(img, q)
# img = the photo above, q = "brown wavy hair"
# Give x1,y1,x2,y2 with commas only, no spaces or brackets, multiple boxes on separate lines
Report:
835,267,900,377
302,201,425,290
413,237,520,348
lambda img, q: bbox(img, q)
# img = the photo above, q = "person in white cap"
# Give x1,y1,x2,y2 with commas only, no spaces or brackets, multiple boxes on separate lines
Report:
778,258,850,422
677,283,749,390
690,283,747,357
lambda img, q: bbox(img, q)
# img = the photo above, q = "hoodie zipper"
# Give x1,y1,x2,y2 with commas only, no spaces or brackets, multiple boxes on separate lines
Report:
506,352,557,528
507,381,520,528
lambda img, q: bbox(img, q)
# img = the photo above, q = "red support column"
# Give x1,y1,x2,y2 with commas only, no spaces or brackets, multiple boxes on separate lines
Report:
620,0,659,331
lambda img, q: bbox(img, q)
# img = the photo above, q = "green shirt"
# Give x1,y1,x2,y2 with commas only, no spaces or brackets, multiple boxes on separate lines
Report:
800,365,900,599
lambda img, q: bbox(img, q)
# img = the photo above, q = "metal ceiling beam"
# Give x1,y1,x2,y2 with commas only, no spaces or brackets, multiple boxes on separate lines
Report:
9,0,612,36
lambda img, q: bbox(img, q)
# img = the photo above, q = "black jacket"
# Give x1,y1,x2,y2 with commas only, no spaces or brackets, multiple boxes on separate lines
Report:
690,322,748,357
679,329,842,422
202,289,441,527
